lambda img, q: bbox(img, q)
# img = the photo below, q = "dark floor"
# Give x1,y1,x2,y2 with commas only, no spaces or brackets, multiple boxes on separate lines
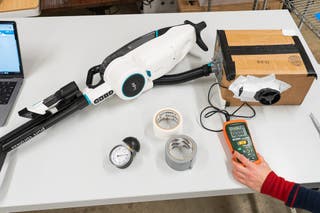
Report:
24,193,294,213
295,15,320,63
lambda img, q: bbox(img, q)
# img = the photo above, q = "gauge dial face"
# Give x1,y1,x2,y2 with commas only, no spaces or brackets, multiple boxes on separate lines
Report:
109,145,132,168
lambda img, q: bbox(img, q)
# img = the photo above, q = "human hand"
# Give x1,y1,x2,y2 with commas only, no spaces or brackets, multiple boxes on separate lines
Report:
231,151,272,192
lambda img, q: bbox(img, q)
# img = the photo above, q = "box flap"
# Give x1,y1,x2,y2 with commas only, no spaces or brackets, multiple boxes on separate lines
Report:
225,30,295,46
231,53,308,75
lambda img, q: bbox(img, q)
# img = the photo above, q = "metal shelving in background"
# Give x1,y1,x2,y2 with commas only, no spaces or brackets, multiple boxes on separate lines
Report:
284,0,320,38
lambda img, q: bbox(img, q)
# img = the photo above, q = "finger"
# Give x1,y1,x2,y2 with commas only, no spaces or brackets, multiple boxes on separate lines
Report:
232,170,246,184
232,167,246,179
234,151,253,168
256,153,264,161
257,153,270,166
232,172,245,182
232,160,248,175
256,153,271,169
232,153,245,166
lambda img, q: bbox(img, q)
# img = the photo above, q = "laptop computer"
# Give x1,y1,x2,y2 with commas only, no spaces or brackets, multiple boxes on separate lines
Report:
0,21,23,126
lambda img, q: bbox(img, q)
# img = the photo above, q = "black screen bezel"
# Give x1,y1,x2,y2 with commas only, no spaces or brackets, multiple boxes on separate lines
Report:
0,21,24,78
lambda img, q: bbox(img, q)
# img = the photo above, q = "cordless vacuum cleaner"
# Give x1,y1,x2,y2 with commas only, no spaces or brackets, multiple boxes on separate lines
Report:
0,20,218,173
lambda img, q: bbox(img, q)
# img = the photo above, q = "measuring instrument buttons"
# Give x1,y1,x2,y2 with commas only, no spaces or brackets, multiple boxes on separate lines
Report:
109,137,140,169
223,120,260,164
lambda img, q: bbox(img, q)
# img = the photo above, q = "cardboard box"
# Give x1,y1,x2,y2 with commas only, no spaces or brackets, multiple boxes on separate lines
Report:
214,30,317,105
198,0,252,7
177,0,283,12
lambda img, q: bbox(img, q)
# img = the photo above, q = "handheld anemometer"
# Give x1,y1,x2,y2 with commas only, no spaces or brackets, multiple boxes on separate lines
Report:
223,120,261,164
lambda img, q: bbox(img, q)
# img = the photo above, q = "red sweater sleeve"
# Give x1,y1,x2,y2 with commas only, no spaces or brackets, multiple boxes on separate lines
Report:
260,171,295,202
260,171,320,212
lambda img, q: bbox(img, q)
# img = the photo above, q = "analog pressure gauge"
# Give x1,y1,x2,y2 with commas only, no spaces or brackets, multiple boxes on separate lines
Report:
109,137,140,169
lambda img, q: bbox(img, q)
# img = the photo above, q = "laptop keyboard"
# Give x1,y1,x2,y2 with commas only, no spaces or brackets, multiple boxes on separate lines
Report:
0,81,17,105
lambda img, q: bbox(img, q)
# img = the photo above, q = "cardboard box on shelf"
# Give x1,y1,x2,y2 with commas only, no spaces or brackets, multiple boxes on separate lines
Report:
177,0,283,12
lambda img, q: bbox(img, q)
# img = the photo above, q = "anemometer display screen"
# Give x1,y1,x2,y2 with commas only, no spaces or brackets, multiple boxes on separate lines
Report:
229,125,248,138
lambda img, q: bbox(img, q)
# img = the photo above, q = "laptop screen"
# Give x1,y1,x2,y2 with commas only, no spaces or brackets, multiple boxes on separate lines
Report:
0,22,22,76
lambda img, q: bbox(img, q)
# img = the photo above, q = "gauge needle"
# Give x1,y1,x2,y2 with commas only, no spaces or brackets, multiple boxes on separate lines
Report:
117,154,128,157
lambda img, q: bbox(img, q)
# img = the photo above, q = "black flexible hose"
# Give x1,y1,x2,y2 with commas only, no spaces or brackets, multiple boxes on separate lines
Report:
153,64,212,86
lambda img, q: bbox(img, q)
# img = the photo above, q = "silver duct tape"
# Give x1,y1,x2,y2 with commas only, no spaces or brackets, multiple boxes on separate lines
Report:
165,135,197,171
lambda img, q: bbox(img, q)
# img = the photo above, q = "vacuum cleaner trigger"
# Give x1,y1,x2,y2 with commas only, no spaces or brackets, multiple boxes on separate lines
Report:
86,65,105,89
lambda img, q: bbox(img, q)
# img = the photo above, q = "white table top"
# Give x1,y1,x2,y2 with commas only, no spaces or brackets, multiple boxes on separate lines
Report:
0,10,319,212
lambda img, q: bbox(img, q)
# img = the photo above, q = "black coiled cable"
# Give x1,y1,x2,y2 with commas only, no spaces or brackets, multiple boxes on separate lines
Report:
200,82,256,132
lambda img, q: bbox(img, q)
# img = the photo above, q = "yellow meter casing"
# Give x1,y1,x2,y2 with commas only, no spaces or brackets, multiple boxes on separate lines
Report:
223,120,261,164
